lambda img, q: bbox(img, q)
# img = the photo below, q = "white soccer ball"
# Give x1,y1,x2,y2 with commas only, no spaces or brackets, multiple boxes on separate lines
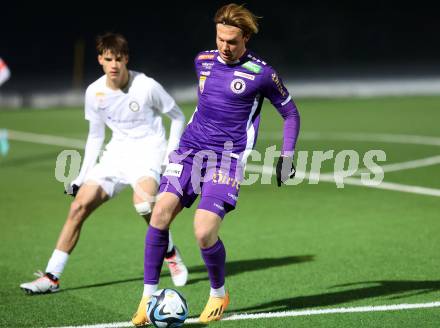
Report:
147,288,189,328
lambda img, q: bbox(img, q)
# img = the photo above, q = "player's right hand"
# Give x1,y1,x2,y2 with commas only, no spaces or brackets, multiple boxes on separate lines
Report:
64,184,80,197
276,155,296,187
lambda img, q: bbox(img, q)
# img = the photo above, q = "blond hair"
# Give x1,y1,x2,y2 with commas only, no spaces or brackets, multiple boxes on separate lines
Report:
214,3,259,37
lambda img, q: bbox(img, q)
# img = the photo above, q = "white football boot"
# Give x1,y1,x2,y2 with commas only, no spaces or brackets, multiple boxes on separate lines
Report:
164,247,188,287
20,271,60,294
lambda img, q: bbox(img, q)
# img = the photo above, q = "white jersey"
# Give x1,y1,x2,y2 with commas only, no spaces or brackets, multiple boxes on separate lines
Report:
85,70,175,142
71,70,185,194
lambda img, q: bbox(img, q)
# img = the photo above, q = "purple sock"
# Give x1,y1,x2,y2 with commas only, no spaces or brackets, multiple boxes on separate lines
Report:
144,226,169,284
201,239,226,289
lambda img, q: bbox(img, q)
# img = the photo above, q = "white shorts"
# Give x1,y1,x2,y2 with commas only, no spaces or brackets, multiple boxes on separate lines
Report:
85,137,167,198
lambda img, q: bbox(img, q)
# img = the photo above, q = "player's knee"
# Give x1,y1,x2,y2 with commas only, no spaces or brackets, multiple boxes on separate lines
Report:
150,203,172,229
135,202,152,216
194,226,215,249
68,200,89,222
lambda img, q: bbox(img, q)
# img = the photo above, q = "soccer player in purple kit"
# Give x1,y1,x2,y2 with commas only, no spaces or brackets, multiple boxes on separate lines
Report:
132,3,300,325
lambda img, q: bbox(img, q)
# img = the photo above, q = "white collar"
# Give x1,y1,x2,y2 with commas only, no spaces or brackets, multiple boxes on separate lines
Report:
216,55,240,65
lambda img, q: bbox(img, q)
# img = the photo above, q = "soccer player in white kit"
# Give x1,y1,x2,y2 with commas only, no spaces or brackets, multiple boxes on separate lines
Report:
20,33,188,294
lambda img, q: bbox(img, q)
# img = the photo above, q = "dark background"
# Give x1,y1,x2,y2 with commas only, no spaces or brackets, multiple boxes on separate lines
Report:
1,1,439,92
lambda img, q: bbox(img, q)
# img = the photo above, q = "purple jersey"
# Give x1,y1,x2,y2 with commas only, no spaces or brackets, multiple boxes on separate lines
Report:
179,49,300,158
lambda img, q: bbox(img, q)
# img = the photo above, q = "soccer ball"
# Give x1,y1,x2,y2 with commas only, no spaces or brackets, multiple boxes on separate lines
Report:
147,288,189,328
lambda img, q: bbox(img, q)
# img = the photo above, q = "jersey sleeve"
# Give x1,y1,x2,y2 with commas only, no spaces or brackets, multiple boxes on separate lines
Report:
71,120,105,186
84,87,102,122
261,66,300,155
261,66,292,108
163,104,186,165
147,79,177,114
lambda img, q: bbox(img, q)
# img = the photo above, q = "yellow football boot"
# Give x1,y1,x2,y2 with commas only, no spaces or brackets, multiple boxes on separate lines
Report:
199,292,230,323
131,296,151,327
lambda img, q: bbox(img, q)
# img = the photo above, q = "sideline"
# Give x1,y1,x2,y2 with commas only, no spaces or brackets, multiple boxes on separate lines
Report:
49,301,440,328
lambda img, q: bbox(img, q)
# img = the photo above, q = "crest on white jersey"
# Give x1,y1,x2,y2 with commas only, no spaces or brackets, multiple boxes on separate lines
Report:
96,92,106,110
129,101,140,112
230,78,246,94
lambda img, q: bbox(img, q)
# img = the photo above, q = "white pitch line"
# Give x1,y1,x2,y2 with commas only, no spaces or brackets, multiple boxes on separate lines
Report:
50,301,440,328
6,129,440,197
245,165,440,197
8,130,85,149
223,301,440,320
354,155,440,175
8,130,440,150
306,132,440,147
259,131,440,147
319,175,440,197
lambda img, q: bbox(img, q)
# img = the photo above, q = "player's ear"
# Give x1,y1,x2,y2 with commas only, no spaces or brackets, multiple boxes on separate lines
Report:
243,33,250,44
97,55,104,65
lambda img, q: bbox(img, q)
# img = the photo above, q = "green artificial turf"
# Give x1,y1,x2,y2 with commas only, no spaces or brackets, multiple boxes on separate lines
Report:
1,96,439,327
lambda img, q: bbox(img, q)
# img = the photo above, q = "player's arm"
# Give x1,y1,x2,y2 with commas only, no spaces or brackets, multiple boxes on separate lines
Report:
149,80,186,167
66,88,105,196
164,104,185,162
66,120,105,196
262,68,300,186
275,101,300,186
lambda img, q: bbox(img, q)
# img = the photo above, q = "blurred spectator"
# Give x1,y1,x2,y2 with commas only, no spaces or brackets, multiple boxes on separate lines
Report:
0,58,11,87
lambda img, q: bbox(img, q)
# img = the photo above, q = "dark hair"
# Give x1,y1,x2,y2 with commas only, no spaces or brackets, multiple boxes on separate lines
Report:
96,33,129,56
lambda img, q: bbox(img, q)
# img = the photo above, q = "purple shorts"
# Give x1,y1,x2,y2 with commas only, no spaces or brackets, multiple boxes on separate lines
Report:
159,148,243,218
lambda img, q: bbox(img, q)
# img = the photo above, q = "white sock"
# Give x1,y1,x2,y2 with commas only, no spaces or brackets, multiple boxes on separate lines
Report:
45,249,69,279
143,284,158,297
167,231,174,253
210,286,226,297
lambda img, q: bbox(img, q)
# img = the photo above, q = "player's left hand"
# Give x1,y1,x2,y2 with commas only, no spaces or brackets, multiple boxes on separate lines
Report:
276,155,296,187
64,184,80,197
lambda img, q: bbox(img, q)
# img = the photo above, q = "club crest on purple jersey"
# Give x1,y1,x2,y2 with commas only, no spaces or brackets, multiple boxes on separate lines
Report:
230,78,246,94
